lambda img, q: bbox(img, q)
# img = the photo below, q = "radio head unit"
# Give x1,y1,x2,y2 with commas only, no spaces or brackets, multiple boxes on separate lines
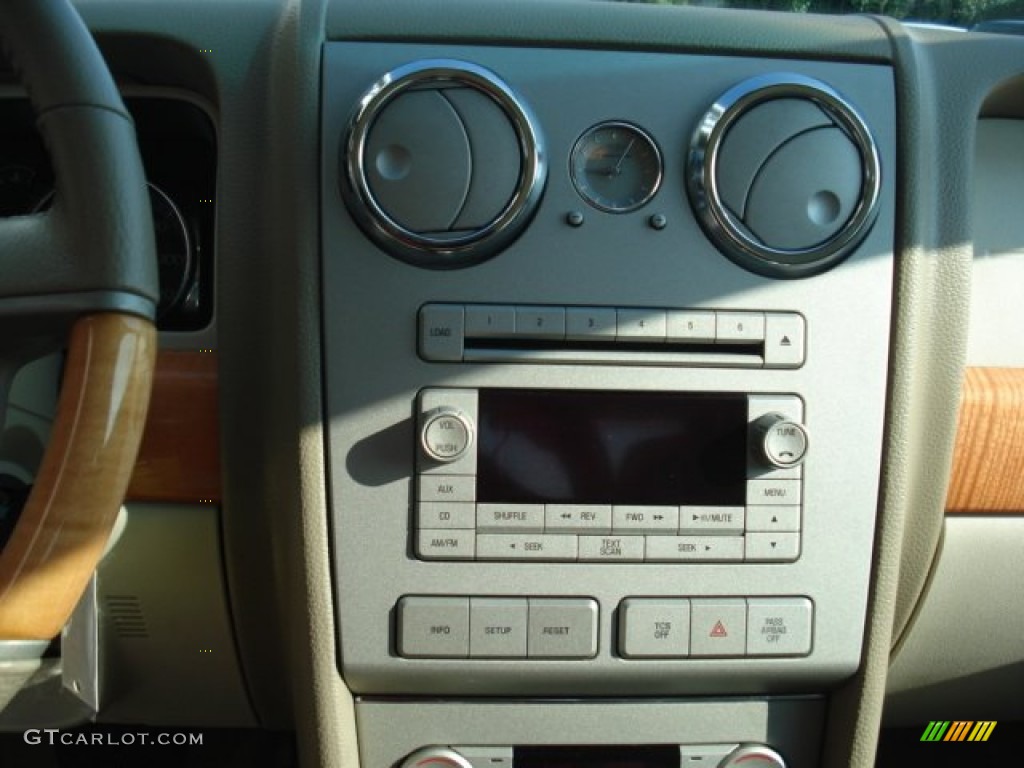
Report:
416,388,806,564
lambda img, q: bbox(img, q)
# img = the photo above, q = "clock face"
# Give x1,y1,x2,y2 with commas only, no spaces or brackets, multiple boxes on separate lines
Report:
570,122,662,213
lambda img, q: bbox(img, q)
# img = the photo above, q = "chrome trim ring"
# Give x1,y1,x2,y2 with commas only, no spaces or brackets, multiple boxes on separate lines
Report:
687,73,882,279
342,59,547,269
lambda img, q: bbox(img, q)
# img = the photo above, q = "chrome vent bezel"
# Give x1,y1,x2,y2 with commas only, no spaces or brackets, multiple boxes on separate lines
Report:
342,59,546,269
687,73,882,279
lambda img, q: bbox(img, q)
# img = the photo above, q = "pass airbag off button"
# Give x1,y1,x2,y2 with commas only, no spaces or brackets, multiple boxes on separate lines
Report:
746,597,813,656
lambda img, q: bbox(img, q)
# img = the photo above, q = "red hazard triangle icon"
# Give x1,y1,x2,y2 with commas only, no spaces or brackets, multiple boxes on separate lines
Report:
710,620,728,638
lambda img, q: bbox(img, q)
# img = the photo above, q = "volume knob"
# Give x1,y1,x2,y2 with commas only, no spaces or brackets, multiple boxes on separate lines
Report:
752,412,808,469
720,744,787,768
400,747,474,768
420,407,475,463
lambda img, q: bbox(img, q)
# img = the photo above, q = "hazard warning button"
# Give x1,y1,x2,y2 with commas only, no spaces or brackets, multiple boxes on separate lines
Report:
690,599,747,657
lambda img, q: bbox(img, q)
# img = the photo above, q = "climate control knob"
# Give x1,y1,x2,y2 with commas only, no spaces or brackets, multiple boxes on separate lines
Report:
420,407,475,463
720,744,787,768
399,747,475,768
751,412,808,469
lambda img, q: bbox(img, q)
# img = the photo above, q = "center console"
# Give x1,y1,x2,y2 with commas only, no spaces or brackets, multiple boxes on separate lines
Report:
322,41,894,768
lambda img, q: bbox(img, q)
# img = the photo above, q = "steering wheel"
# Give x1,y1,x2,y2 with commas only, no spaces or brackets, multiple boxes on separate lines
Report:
0,1,157,647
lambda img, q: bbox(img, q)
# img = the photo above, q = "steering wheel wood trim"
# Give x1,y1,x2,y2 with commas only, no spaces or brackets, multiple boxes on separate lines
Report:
0,0,158,643
0,313,155,640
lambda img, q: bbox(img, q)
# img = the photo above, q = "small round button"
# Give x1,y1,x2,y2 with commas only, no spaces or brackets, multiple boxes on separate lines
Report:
421,408,474,463
720,744,787,768
753,413,809,469
400,747,474,768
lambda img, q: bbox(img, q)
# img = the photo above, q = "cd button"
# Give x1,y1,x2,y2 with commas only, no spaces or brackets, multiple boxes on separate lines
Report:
418,502,476,529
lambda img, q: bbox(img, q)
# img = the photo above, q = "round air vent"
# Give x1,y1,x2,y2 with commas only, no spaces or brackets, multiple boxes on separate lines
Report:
342,60,546,269
687,74,881,278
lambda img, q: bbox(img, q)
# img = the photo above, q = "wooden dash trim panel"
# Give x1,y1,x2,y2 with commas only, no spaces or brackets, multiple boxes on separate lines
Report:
126,349,220,503
947,367,1024,514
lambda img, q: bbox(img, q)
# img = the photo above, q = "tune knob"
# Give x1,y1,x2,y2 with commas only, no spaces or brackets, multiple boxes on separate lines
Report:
399,747,475,768
751,412,808,469
420,407,475,463
720,744,787,768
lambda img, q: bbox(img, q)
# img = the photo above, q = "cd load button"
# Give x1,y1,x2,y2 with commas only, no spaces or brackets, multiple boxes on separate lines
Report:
419,304,465,362
527,598,598,659
746,479,801,506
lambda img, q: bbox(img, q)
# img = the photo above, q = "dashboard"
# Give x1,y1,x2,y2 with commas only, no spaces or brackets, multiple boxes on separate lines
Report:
1,1,1023,768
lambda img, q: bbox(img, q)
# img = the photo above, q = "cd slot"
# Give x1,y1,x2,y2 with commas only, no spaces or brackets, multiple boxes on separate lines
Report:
463,339,764,367
418,303,805,369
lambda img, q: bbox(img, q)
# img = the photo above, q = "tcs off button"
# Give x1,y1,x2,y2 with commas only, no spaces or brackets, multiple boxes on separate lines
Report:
421,407,474,462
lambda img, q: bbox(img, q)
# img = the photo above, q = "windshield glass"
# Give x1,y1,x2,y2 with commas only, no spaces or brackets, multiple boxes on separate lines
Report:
632,0,1023,28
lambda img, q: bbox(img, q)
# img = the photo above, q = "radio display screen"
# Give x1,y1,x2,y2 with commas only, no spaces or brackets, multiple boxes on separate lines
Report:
477,390,747,506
